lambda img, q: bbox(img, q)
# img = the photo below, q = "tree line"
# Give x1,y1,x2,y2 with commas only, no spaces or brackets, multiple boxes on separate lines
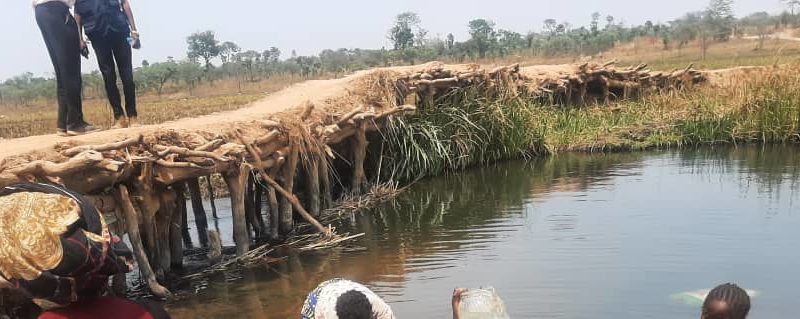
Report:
1,0,797,106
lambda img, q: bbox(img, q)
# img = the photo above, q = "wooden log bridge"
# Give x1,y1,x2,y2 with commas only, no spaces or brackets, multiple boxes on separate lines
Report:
0,61,705,298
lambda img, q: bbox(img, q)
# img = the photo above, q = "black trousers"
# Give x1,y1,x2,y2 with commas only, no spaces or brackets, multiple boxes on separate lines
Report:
35,2,85,131
89,32,137,119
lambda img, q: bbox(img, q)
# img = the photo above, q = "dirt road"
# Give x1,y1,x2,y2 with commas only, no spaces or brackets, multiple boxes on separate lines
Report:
0,72,362,159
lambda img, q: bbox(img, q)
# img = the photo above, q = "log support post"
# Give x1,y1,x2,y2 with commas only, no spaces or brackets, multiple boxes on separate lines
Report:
224,163,251,256
115,185,170,298
279,142,299,235
133,162,161,271
254,178,266,237
352,122,368,195
206,175,219,219
170,184,186,270
306,155,321,218
155,187,178,273
319,156,332,210
187,178,210,247
267,166,281,241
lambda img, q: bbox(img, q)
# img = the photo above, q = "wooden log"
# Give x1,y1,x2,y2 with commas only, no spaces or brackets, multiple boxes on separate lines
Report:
155,187,178,273
352,122,368,195
180,203,192,248
254,177,266,238
245,173,264,238
206,175,219,219
6,150,104,181
235,131,332,237
114,185,170,298
207,230,222,265
376,105,417,120
223,163,251,256
279,142,299,235
306,155,321,218
255,130,282,146
261,119,281,129
62,135,144,156
154,145,230,162
337,106,365,127
187,178,210,247
267,166,281,241
171,184,187,269
300,101,315,121
196,139,226,152
133,162,160,270
319,156,332,210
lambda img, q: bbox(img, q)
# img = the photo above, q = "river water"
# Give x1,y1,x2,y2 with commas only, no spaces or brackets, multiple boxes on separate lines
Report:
167,146,800,319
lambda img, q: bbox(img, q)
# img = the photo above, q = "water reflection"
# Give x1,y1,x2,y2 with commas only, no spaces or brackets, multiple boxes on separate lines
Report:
169,147,800,319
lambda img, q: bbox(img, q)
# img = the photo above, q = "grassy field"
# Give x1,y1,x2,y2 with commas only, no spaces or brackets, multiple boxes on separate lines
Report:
471,36,800,71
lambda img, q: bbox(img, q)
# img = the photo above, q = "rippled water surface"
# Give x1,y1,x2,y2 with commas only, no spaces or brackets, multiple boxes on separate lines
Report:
168,147,800,318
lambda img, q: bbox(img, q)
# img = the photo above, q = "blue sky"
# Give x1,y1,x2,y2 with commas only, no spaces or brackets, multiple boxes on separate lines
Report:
2,0,786,80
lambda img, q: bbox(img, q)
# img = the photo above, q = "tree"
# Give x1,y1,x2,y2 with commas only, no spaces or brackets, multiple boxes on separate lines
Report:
138,62,177,96
706,0,735,40
784,0,800,16
263,47,281,64
234,51,261,82
219,41,241,64
468,19,497,58
445,33,455,51
187,31,221,70
389,12,422,50
175,61,203,95
606,15,615,30
590,12,601,35
544,19,558,35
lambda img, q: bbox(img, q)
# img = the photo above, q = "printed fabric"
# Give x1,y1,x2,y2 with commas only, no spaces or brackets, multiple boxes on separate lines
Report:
0,183,132,308
301,278,395,319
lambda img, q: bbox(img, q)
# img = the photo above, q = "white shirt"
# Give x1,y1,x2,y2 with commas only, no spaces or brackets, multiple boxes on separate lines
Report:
32,0,75,8
301,279,396,319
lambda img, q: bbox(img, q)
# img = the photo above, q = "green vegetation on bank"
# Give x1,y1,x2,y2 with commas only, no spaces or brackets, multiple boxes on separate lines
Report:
379,66,800,182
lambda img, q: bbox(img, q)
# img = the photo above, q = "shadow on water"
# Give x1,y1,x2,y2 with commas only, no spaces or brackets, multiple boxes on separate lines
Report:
168,146,800,319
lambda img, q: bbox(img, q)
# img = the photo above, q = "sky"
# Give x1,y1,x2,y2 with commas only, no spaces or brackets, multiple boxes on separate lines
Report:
2,0,786,80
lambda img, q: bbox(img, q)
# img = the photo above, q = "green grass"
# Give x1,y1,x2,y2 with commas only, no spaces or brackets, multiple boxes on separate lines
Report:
379,65,800,182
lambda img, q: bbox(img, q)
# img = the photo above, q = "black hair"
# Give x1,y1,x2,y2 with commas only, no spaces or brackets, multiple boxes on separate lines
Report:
335,289,373,319
702,283,751,319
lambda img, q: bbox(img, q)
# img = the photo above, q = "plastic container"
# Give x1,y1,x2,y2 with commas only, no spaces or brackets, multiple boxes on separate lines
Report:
458,287,510,319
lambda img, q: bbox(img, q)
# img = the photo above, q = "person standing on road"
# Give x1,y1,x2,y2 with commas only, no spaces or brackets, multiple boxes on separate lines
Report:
33,0,97,136
75,0,140,129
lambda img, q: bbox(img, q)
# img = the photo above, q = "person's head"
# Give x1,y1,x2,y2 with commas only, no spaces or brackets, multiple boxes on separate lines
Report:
335,289,372,319
701,283,751,319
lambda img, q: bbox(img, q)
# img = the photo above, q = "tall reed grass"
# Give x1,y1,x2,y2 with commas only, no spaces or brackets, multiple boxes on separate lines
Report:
379,66,800,182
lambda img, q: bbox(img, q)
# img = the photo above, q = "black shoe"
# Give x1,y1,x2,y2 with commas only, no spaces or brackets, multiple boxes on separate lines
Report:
67,124,100,136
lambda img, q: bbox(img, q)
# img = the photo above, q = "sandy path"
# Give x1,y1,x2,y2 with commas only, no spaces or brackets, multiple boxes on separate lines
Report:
0,71,364,159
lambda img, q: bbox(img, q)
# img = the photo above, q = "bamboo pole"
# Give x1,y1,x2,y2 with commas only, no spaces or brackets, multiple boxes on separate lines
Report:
235,131,332,237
